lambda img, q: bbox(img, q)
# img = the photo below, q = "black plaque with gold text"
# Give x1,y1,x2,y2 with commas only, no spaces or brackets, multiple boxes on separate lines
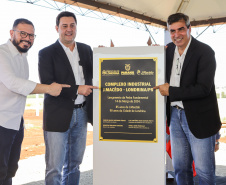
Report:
100,58,157,142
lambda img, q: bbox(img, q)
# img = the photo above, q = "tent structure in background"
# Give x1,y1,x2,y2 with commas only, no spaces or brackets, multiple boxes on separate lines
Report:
11,0,226,28
10,0,226,42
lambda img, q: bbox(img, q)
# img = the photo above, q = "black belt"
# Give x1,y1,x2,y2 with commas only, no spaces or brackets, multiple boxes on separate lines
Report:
74,101,86,109
173,105,183,110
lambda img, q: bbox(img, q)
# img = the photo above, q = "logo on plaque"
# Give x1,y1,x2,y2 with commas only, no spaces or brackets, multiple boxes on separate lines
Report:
125,64,131,71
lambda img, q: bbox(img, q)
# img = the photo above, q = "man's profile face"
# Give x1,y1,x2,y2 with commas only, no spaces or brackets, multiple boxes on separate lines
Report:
56,16,77,46
10,23,35,53
168,20,191,50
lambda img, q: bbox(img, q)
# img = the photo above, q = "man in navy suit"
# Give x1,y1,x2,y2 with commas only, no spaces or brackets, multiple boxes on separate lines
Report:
38,11,98,185
154,13,221,185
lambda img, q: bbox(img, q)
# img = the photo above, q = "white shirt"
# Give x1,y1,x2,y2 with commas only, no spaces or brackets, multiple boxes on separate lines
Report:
0,40,37,130
170,37,192,108
59,40,85,104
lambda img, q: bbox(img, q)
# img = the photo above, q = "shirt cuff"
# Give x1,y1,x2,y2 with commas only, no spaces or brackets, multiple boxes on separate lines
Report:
19,80,37,96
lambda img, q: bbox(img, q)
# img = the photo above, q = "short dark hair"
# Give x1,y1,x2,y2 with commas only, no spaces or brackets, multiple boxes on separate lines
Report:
56,11,77,26
13,18,34,30
167,13,190,28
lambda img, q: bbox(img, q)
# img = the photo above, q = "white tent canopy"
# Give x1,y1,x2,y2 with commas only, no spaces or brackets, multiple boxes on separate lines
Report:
53,0,226,28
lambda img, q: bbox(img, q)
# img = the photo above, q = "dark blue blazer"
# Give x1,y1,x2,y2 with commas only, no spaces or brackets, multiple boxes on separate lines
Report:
38,40,93,132
166,37,221,139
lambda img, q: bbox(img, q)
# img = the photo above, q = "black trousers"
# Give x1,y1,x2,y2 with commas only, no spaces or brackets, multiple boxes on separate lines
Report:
0,118,24,185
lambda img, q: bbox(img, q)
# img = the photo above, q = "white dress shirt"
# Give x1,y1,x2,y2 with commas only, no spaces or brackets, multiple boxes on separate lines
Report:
0,40,36,130
59,40,85,105
170,37,192,108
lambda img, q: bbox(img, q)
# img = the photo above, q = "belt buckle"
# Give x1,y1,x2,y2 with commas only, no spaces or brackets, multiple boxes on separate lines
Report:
175,105,182,110
81,101,86,108
74,101,86,109
81,102,84,107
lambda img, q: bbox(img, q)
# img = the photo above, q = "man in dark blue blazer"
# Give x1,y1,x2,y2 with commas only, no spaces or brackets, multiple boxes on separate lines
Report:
38,11,97,185
154,13,221,185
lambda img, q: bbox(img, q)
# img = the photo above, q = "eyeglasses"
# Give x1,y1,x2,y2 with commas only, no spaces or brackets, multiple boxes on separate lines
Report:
176,58,182,75
13,30,36,40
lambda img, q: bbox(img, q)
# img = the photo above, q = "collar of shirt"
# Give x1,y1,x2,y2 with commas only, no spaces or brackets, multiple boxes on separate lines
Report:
58,39,80,62
7,39,28,57
58,39,77,52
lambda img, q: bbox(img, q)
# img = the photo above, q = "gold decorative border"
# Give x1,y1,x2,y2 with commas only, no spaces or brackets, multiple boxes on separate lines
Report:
99,57,158,143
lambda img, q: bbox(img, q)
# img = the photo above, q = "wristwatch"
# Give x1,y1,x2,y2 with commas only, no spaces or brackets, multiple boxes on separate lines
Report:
215,141,220,145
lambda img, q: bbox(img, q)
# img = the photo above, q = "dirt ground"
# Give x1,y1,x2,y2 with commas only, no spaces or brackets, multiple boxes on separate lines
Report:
21,109,226,160
21,109,93,160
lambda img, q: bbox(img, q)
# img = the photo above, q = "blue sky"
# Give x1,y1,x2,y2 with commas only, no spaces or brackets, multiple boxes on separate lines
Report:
1,0,226,87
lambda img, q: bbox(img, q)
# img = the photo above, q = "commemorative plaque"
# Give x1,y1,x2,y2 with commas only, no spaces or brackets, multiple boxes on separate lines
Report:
99,58,158,142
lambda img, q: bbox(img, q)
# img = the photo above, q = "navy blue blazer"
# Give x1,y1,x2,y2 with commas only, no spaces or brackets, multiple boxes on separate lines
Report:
166,37,221,139
38,40,93,132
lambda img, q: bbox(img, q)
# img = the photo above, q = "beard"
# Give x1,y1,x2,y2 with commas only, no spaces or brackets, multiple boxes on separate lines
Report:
12,39,32,53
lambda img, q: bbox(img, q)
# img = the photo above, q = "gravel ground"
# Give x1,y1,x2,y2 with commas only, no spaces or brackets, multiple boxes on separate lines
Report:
13,145,93,185
13,143,226,185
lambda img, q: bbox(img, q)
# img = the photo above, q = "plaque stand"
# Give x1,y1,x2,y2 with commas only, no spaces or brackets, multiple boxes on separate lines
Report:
93,46,165,185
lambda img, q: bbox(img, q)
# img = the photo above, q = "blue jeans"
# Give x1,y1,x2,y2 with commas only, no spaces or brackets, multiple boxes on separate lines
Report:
0,118,24,185
170,107,216,185
44,106,88,185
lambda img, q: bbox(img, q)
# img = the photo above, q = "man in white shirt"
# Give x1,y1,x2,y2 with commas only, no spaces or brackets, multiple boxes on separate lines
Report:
0,18,70,185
